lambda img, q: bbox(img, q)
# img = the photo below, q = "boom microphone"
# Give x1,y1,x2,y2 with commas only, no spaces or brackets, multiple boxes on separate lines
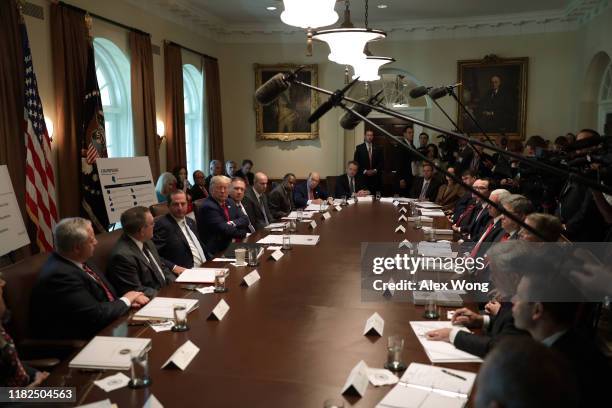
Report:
339,90,384,130
308,77,360,124
427,83,462,100
409,86,432,99
254,66,305,105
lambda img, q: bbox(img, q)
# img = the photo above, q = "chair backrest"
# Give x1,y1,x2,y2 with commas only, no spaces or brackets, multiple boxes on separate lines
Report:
325,176,336,197
149,203,169,217
91,229,124,274
1,252,50,344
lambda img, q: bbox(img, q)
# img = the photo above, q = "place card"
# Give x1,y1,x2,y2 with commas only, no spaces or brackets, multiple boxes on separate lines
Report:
309,220,317,229
363,312,384,336
241,270,261,287
334,205,343,212
150,321,175,332
196,286,215,295
399,207,407,214
322,212,331,220
398,214,407,222
395,225,406,233
398,239,412,249
270,249,284,261
347,198,356,205
208,299,230,321
392,200,399,207
144,394,164,408
94,372,130,392
162,340,200,371
341,360,369,397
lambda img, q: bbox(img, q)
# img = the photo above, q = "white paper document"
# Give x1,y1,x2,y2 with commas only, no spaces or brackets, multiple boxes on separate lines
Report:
282,211,316,219
265,222,288,229
418,242,454,257
420,209,446,217
409,321,482,363
304,204,328,211
257,234,320,246
176,268,228,283
94,372,130,392
357,196,373,203
133,297,199,321
162,340,199,371
415,202,443,209
212,257,236,262
376,363,476,408
380,197,396,203
69,336,151,370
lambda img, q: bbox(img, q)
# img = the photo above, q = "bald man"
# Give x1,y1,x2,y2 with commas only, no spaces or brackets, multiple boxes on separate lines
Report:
243,172,274,230
293,172,330,208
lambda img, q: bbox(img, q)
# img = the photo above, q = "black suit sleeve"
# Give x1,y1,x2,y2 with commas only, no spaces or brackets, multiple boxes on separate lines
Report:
152,220,176,271
107,253,158,298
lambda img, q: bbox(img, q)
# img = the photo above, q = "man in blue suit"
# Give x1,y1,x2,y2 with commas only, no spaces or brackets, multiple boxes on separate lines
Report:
196,175,249,255
153,190,211,273
293,172,329,208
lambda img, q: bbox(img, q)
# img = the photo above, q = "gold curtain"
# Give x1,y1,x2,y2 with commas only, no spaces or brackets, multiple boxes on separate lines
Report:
203,56,224,163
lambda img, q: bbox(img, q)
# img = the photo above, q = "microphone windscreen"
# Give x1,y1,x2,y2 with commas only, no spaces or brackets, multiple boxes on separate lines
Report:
428,87,448,100
339,103,372,130
254,73,289,105
409,86,429,99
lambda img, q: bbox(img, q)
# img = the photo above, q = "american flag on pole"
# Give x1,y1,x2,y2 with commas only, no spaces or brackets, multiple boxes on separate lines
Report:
21,21,58,252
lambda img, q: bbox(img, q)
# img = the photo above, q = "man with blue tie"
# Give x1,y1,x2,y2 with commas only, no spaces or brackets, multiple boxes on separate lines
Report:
196,175,249,255
153,190,211,273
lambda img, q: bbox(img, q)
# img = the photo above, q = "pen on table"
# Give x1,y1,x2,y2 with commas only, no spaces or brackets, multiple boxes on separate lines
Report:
441,369,467,381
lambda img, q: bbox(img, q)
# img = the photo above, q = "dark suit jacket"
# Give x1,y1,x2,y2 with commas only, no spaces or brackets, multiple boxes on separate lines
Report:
409,177,442,202
268,184,295,219
396,142,416,186
551,329,612,407
30,253,129,340
334,173,367,198
454,302,528,357
482,218,505,243
558,184,606,242
189,185,208,201
467,204,492,240
435,183,464,211
456,146,474,174
243,187,274,230
196,196,249,255
452,193,474,224
293,182,328,208
234,169,254,185
354,142,384,192
106,234,175,298
153,214,210,270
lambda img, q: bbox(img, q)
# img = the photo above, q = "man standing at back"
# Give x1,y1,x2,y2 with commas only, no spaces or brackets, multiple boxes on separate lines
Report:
354,130,383,194
243,172,274,230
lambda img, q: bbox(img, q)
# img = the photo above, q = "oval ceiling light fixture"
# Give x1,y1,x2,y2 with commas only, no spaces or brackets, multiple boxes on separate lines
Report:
280,0,338,29
312,0,386,66
352,43,394,82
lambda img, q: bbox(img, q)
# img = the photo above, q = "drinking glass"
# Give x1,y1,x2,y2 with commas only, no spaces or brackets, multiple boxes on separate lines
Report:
341,195,347,206
296,210,303,221
375,191,381,201
282,234,292,250
414,216,422,230
129,350,151,388
384,335,406,371
172,304,189,331
214,270,228,293
235,248,247,266
247,247,258,266
423,294,440,319
288,219,297,233
319,202,326,213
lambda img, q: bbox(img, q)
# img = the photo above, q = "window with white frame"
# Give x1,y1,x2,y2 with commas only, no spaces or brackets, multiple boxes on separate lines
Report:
599,63,612,134
93,37,134,158
183,64,207,183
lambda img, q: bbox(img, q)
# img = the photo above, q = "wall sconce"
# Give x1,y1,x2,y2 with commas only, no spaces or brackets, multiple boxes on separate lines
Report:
44,116,54,141
156,119,166,149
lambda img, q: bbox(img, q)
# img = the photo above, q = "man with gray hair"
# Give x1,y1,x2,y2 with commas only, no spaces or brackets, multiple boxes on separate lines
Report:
196,175,249,254
501,194,534,240
30,218,148,340
469,189,511,260
205,159,223,191
107,207,175,298
293,171,330,208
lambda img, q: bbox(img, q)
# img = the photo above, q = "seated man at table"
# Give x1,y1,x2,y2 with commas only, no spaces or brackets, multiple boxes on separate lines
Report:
452,178,493,241
196,175,249,254
107,207,176,298
500,194,534,240
268,173,296,219
335,160,369,198
229,177,255,233
293,171,330,208
425,240,529,357
30,218,148,340
243,171,274,230
519,213,563,242
409,163,442,202
189,170,208,201
450,170,476,223
153,190,211,273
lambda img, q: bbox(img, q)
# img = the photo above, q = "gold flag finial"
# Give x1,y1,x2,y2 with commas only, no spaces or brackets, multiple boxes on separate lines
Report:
16,0,26,23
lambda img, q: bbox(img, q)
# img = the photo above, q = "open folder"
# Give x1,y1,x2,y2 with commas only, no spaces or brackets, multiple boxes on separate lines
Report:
410,321,482,363
133,297,199,321
69,336,151,370
376,363,476,408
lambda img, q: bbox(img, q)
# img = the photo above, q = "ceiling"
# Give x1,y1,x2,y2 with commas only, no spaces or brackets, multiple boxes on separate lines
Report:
187,0,570,25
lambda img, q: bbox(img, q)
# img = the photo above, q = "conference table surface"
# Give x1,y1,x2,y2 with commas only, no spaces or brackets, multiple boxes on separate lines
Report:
46,200,481,407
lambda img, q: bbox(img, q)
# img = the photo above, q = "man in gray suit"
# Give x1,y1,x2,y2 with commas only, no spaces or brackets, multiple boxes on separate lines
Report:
243,172,274,230
107,206,175,298
268,173,296,219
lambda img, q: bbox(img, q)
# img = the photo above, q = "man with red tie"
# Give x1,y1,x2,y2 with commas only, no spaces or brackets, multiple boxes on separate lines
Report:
196,175,249,255
293,172,331,208
500,194,534,241
354,130,384,194
469,189,511,259
30,218,148,340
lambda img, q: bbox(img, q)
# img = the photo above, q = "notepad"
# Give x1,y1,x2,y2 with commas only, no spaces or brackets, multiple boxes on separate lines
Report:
257,234,320,246
69,336,151,370
175,268,228,283
376,363,476,408
420,209,446,217
409,321,482,363
304,203,329,211
415,202,443,209
133,297,199,321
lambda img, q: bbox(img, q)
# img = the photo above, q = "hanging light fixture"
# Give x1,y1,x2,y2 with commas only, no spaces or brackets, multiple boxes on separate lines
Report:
280,0,338,30
312,0,386,66
351,1,394,82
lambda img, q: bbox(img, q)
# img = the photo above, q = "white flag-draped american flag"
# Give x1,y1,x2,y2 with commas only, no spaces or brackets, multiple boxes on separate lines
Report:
22,21,58,252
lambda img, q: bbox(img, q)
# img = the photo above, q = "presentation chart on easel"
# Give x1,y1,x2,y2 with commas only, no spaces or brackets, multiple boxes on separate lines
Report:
97,157,157,224
0,165,30,256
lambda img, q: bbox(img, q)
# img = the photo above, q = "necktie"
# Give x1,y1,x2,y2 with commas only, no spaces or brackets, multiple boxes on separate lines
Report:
419,180,429,200
455,203,476,226
181,220,205,265
144,248,166,283
470,221,495,258
221,202,230,221
258,195,269,225
83,263,115,301
350,176,355,194
1,329,30,386
367,144,373,168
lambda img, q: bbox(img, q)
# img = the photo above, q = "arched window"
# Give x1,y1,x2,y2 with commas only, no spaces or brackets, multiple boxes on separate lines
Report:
599,63,612,134
94,38,134,158
183,64,206,183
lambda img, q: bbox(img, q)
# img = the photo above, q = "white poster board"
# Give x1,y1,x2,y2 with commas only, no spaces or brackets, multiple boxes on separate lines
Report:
0,165,30,256
96,157,157,224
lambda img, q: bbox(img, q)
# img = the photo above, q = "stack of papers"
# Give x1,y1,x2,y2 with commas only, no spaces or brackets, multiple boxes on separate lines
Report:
415,202,442,209
69,336,151,370
357,196,374,203
282,211,317,219
420,209,446,217
418,242,454,257
175,268,228,283
257,234,320,246
409,321,482,363
304,203,329,211
133,297,199,321
265,222,288,229
376,363,476,408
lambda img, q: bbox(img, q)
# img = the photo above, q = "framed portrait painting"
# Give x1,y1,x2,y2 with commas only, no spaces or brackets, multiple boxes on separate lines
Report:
457,55,528,140
254,64,319,141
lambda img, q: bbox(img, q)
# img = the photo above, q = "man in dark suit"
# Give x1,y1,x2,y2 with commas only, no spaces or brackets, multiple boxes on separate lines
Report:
229,177,255,233
408,163,442,201
234,159,254,186
354,130,384,194
454,139,474,175
107,207,175,299
512,268,612,407
500,194,534,241
30,218,148,340
224,160,237,178
519,213,563,242
396,127,416,196
453,178,492,240
469,189,511,260
268,173,296,219
204,159,223,191
189,170,208,201
196,175,249,255
243,172,274,230
450,170,476,223
293,172,329,208
154,190,210,273
335,161,369,198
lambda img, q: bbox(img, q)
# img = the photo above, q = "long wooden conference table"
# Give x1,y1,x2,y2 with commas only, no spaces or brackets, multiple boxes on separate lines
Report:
46,200,481,407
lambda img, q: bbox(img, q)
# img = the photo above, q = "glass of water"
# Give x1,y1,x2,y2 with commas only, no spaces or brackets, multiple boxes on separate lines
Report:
375,191,381,201
247,247,258,266
319,202,326,213
341,195,347,206
423,294,440,319
288,219,297,233
129,350,151,388
384,335,406,372
282,234,292,250
172,304,189,331
296,210,303,221
414,216,422,230
214,270,228,293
